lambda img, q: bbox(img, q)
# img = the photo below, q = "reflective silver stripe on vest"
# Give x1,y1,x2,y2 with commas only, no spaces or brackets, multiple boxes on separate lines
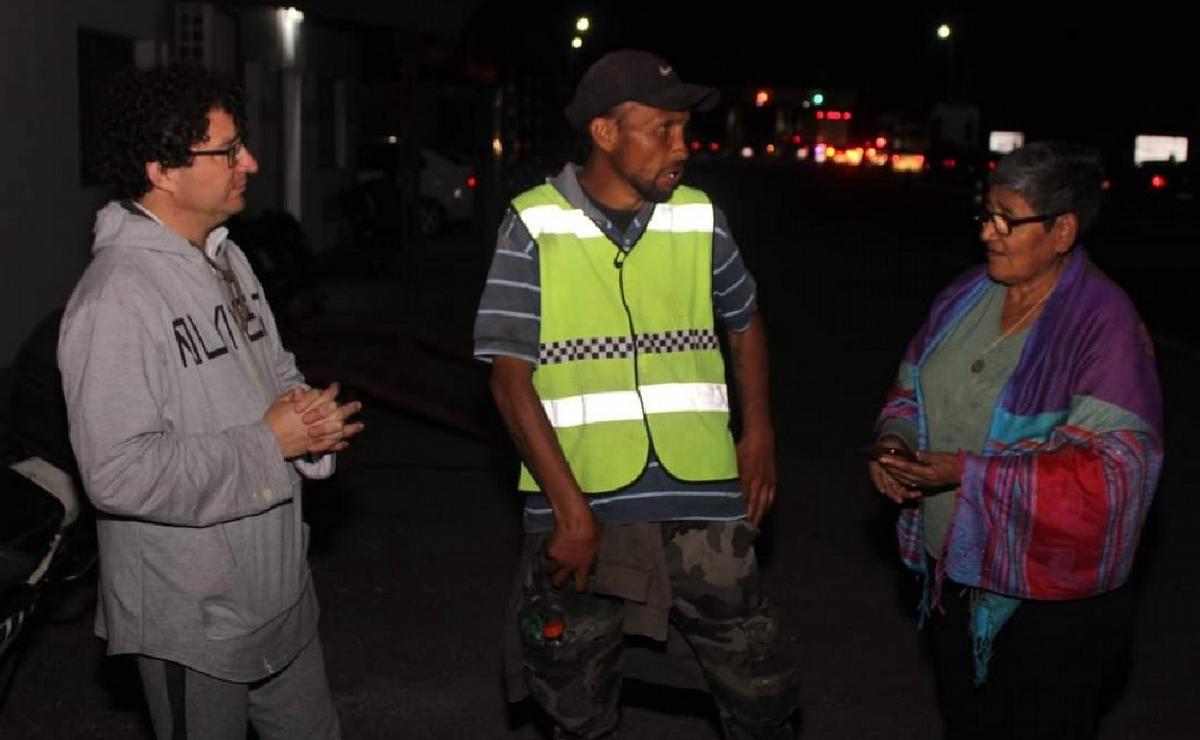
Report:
541,390,643,428
645,202,714,233
520,202,713,239
519,205,603,239
640,382,729,415
540,382,729,429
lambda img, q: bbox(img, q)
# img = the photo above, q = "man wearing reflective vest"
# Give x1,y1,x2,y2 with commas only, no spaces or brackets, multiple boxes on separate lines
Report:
474,50,799,739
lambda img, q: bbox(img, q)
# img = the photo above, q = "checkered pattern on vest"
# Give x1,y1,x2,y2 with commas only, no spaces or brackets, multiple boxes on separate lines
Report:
538,329,719,365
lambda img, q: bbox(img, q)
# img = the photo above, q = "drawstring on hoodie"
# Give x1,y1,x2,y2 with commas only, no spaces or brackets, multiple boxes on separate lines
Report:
104,199,255,338
202,253,254,333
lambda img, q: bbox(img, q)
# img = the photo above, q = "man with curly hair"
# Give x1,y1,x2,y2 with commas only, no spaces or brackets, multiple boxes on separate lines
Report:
58,64,360,739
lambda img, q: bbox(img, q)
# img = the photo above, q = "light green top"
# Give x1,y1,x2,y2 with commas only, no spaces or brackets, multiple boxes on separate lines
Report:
919,283,1028,556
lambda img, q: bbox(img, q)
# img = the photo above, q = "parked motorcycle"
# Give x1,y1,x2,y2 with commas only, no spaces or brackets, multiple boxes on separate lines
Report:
0,309,95,705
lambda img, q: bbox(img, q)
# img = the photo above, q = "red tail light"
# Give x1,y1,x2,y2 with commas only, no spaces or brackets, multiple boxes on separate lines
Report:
1150,174,1167,189
709,142,720,152
466,175,478,188
690,140,702,151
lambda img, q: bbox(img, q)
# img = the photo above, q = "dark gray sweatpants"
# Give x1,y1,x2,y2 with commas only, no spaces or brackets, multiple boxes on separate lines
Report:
136,636,339,740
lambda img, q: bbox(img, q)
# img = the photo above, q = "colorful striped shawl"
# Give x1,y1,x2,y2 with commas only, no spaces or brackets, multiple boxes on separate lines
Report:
877,250,1163,600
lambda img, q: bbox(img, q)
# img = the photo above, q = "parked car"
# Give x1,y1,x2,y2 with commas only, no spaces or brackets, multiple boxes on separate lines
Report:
414,148,477,236
354,141,478,238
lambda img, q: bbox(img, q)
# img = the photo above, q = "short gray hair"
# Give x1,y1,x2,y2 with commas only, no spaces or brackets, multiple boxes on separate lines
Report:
989,141,1105,236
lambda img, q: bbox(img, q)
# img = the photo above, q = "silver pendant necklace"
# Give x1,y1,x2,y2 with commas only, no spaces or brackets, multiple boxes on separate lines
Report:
970,286,1053,374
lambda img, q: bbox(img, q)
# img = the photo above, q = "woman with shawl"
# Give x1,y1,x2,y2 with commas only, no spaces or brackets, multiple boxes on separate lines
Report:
868,142,1163,740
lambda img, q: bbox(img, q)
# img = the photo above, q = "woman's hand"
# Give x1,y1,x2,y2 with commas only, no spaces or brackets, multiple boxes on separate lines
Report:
868,435,920,503
869,460,919,503
881,450,963,490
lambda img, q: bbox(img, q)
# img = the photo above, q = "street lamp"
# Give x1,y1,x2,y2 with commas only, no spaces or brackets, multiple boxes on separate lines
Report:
576,16,590,32
936,23,955,98
571,36,583,49
277,6,304,65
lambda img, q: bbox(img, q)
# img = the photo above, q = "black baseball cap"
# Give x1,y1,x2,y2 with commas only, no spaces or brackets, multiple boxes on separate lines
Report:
564,50,719,131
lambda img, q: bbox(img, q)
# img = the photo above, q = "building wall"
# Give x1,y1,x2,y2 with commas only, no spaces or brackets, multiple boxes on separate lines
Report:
237,9,358,253
0,1,362,365
0,0,166,366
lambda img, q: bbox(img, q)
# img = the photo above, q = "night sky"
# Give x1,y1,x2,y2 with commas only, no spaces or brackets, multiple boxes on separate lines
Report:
465,2,1197,144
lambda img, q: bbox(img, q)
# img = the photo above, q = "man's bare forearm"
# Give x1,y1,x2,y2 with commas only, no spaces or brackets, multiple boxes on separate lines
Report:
727,311,773,438
490,356,592,526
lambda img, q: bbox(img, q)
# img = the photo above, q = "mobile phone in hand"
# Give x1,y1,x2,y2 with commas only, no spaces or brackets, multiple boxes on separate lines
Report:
857,442,918,463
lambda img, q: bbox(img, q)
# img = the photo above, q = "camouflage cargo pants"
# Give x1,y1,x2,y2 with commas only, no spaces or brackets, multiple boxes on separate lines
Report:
517,520,799,739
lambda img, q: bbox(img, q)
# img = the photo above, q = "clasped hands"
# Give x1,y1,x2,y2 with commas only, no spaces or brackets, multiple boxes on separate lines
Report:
265,382,365,458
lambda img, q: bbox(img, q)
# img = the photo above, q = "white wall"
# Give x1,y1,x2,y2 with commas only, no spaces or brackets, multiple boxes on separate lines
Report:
0,0,166,366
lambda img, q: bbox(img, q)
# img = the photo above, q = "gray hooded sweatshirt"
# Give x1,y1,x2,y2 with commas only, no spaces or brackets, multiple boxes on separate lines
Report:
59,201,320,681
